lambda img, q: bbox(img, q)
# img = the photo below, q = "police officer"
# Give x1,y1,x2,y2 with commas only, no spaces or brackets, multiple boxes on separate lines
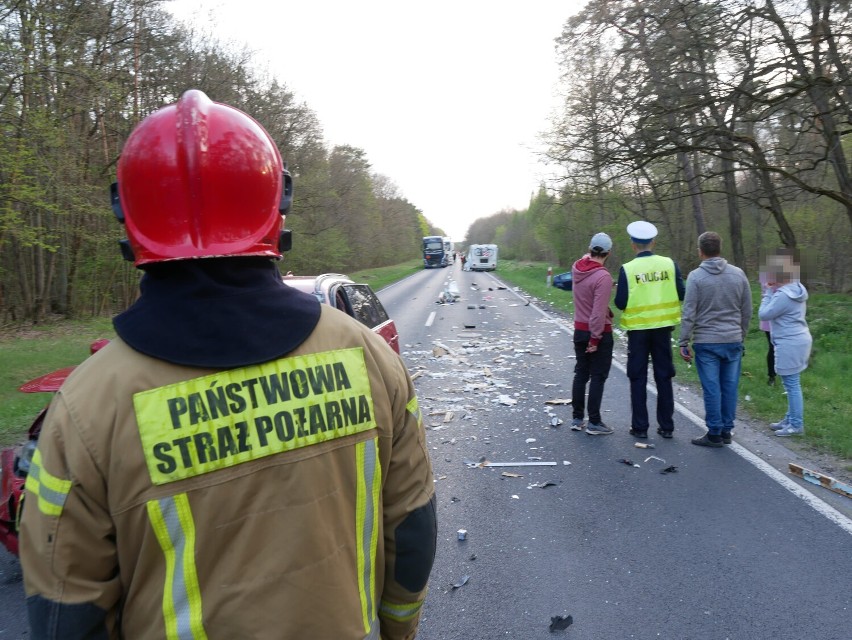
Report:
614,221,685,439
20,90,436,640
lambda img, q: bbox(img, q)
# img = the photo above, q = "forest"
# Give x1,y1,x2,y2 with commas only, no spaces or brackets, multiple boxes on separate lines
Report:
2,1,850,326
0,0,443,324
467,0,851,289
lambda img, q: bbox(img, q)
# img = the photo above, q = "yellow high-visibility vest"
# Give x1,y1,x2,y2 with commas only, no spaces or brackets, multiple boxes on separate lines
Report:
621,255,681,329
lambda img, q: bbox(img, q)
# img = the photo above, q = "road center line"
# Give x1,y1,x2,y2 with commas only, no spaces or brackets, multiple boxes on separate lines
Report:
488,272,852,536
425,311,436,327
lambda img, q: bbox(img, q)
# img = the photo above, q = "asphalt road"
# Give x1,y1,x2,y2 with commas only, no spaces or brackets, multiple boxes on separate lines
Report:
379,263,852,640
1,265,848,639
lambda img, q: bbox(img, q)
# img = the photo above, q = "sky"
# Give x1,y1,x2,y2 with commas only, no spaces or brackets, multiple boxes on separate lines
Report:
167,1,587,241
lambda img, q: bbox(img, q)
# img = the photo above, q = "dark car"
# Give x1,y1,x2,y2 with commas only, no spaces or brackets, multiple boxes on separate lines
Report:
283,273,400,354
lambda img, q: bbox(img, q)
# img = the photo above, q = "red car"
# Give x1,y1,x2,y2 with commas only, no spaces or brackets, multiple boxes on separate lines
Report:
1,340,109,556
283,273,400,354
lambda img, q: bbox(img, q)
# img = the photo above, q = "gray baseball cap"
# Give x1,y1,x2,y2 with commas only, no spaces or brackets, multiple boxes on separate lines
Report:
589,232,612,252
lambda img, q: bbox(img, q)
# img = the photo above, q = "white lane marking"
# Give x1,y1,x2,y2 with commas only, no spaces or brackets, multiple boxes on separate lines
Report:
425,311,436,327
486,272,852,536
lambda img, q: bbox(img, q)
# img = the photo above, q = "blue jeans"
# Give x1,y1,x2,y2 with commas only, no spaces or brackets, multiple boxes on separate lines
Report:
694,343,743,435
780,373,804,428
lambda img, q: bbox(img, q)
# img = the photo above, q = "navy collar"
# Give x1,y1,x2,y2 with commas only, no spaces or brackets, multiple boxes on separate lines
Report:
114,258,321,368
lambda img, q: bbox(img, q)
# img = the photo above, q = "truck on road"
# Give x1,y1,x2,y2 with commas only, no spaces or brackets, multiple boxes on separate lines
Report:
423,235,449,268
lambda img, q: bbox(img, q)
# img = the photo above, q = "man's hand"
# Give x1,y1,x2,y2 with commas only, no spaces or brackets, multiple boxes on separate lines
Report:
586,344,598,353
679,346,692,363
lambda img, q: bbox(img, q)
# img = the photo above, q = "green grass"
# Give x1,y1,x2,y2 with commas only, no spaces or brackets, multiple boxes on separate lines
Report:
350,259,423,290
494,260,851,462
0,318,116,445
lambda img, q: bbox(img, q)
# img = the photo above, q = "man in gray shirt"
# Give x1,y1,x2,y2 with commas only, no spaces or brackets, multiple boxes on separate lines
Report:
678,232,752,447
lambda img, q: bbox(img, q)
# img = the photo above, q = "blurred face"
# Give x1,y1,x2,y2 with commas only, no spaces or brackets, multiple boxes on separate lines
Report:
760,253,799,284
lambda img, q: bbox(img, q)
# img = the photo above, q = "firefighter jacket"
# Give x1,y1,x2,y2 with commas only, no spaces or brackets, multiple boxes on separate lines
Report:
20,305,436,640
618,254,683,330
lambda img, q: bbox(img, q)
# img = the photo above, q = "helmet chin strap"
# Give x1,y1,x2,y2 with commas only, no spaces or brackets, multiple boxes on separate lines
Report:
110,182,136,262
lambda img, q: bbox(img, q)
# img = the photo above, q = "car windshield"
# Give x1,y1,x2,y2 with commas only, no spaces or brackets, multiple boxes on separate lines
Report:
341,284,389,329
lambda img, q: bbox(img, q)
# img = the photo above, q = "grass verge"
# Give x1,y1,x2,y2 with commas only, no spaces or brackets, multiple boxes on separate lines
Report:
350,259,423,290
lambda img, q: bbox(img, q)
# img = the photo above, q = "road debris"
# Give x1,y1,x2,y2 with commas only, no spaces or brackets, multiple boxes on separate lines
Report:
457,529,467,541
501,471,524,478
545,398,572,405
549,615,573,632
525,438,537,443
618,458,640,468
660,466,678,474
550,416,563,427
644,456,666,464
528,481,557,489
482,461,558,467
451,575,470,589
634,442,655,449
789,464,852,499
497,395,518,406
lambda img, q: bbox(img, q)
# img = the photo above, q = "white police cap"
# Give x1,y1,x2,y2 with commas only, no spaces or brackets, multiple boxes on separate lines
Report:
627,221,658,243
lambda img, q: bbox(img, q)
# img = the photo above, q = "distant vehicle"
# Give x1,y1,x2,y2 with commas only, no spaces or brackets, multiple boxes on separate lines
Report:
468,244,498,271
553,272,573,291
422,235,449,268
283,273,400,354
443,237,454,264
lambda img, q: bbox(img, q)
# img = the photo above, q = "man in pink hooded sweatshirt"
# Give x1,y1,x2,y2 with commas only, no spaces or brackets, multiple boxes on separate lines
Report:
570,232,616,435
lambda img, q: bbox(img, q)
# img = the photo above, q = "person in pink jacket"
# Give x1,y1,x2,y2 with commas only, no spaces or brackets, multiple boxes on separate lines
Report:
570,232,615,435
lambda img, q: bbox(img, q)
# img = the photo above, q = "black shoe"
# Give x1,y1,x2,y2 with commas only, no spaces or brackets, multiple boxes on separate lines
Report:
692,434,723,448
721,432,732,444
768,376,776,386
656,428,673,439
629,428,648,439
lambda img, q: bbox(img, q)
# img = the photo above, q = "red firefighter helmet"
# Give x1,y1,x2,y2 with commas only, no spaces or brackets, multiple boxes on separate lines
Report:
113,89,292,266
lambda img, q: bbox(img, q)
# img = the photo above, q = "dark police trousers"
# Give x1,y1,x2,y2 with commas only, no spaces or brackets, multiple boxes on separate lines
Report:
626,326,676,432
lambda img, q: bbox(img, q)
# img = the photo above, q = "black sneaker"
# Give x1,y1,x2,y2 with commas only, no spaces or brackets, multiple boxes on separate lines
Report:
629,428,648,439
721,432,732,444
586,422,614,435
691,434,723,448
656,428,674,439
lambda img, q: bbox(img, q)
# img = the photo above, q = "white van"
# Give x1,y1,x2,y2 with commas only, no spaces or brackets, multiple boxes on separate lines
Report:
468,244,497,271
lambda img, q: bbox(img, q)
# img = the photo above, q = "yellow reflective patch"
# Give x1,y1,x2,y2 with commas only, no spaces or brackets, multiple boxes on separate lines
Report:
25,450,72,517
379,598,424,622
135,348,377,485
406,396,421,425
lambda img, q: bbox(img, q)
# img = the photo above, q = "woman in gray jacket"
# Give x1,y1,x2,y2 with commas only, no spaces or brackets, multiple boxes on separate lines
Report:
758,252,812,436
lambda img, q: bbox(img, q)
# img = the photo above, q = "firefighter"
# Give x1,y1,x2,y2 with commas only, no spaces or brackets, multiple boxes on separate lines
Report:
20,89,436,640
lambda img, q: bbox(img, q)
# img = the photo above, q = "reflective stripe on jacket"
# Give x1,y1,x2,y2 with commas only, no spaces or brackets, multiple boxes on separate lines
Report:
20,306,435,640
620,255,681,330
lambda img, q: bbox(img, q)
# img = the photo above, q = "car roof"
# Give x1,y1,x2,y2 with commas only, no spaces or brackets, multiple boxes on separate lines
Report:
282,273,354,300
